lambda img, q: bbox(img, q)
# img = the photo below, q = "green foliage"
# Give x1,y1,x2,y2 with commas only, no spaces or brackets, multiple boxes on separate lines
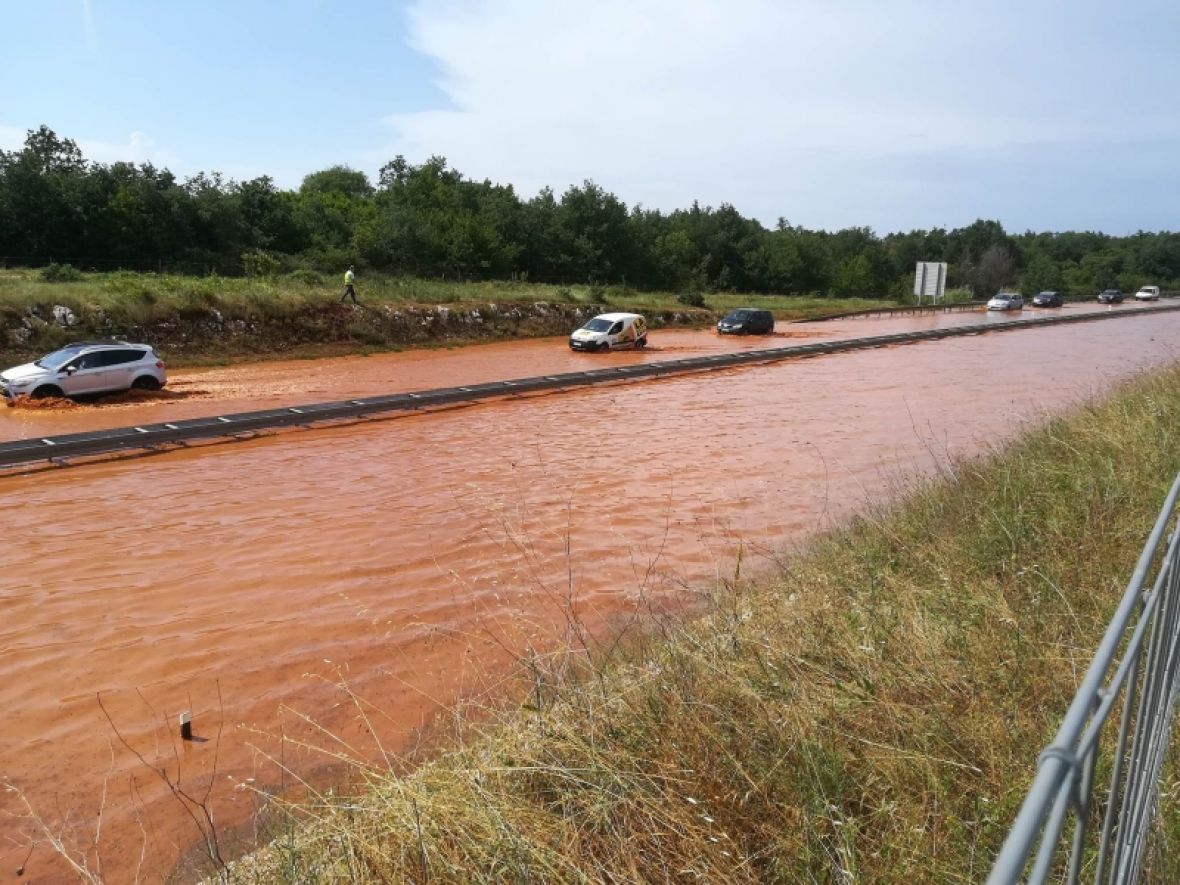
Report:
242,249,282,278
5,126,1180,302
677,289,706,307
285,268,326,286
40,262,82,282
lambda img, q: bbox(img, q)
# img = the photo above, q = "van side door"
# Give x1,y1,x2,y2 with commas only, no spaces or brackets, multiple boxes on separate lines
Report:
607,320,624,347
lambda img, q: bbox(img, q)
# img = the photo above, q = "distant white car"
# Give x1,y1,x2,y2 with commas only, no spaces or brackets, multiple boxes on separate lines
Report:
1,340,167,400
987,292,1024,311
1134,285,1161,301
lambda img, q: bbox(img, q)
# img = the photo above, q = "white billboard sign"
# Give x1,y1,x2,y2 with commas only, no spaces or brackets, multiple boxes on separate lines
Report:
913,261,948,303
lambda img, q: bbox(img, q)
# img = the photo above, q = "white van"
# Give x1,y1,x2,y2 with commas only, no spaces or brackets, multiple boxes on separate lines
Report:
569,312,648,352
1134,285,1161,301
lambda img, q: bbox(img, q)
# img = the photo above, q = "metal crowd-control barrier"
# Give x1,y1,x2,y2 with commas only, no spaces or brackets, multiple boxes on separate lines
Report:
989,472,1180,884
3,303,1180,470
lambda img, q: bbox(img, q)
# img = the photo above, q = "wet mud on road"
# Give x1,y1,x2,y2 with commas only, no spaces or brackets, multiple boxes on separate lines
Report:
0,301,1153,444
1,306,1178,880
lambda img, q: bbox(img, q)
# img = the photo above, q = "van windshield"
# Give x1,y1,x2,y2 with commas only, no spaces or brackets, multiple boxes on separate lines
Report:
581,318,613,332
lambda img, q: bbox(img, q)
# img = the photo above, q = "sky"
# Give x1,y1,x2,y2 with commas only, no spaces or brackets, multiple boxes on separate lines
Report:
2,0,1179,234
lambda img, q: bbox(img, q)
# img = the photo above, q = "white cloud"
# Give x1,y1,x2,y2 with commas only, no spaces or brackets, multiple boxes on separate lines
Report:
1,124,190,175
76,130,180,168
378,0,1180,231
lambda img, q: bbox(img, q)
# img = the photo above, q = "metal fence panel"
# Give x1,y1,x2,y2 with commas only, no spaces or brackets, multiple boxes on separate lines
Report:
989,473,1180,884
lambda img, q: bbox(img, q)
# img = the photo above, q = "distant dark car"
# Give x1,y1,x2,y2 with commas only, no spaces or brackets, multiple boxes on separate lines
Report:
1098,289,1124,304
717,308,775,335
1031,291,1064,307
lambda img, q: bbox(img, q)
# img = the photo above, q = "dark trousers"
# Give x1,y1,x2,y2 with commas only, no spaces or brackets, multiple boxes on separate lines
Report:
339,284,357,304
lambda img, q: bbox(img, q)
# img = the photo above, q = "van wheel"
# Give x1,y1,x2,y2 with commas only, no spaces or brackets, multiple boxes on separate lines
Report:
599,342,611,353
636,337,647,349
31,385,64,400
131,376,162,391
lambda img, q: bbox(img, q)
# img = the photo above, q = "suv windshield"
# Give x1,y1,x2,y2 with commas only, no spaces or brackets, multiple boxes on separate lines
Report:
723,310,751,321
34,345,88,370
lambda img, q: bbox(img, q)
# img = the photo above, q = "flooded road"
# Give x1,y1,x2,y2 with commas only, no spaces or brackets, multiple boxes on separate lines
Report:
0,301,1153,443
1,306,1178,881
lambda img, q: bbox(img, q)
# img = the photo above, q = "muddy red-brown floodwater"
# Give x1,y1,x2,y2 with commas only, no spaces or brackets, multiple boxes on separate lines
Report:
1,305,1178,881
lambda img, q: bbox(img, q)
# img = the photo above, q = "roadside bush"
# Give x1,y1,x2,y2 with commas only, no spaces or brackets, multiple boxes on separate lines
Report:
40,262,83,283
303,246,355,275
102,271,157,299
588,284,608,304
286,269,326,287
677,290,707,308
242,250,282,279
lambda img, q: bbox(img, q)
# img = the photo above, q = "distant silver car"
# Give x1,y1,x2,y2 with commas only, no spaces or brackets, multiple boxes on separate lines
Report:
987,292,1024,311
1,340,167,400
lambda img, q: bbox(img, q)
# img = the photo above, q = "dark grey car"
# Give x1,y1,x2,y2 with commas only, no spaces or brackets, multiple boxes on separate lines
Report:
717,308,775,335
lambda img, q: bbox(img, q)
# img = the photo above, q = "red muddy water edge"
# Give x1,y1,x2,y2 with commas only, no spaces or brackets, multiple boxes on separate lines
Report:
1,307,1177,881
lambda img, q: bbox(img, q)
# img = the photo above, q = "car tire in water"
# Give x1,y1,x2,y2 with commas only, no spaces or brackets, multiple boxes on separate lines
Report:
131,376,162,391
636,337,647,349
31,385,64,400
599,342,611,353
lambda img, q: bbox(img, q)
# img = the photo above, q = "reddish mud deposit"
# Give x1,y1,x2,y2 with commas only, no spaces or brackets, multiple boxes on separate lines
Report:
1,306,1178,881
0,300,1148,444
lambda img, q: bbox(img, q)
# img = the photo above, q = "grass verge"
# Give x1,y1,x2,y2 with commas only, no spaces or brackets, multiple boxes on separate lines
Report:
0,269,902,367
224,365,1180,882
0,268,899,320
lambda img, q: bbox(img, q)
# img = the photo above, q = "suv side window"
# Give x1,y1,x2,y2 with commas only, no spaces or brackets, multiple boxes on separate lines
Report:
108,349,146,366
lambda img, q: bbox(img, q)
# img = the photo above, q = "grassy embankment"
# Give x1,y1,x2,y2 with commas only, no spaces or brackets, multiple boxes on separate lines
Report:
0,268,904,367
224,364,1180,882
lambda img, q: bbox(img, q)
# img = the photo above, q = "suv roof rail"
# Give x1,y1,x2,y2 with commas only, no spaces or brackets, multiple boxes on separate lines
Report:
64,339,131,347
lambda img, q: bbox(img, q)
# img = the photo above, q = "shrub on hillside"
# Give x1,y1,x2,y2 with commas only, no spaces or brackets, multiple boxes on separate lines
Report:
677,290,706,308
242,250,282,278
286,269,326,286
41,262,83,282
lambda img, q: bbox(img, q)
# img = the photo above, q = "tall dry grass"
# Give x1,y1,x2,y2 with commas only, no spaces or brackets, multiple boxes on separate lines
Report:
220,366,1180,883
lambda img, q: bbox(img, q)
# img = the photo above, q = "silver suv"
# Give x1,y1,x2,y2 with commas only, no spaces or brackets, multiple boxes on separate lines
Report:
1,340,167,400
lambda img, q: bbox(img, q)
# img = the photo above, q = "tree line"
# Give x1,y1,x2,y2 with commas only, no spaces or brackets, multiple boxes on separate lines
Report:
2,126,1179,297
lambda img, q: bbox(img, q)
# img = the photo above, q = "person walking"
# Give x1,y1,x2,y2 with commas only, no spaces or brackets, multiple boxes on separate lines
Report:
339,265,358,304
